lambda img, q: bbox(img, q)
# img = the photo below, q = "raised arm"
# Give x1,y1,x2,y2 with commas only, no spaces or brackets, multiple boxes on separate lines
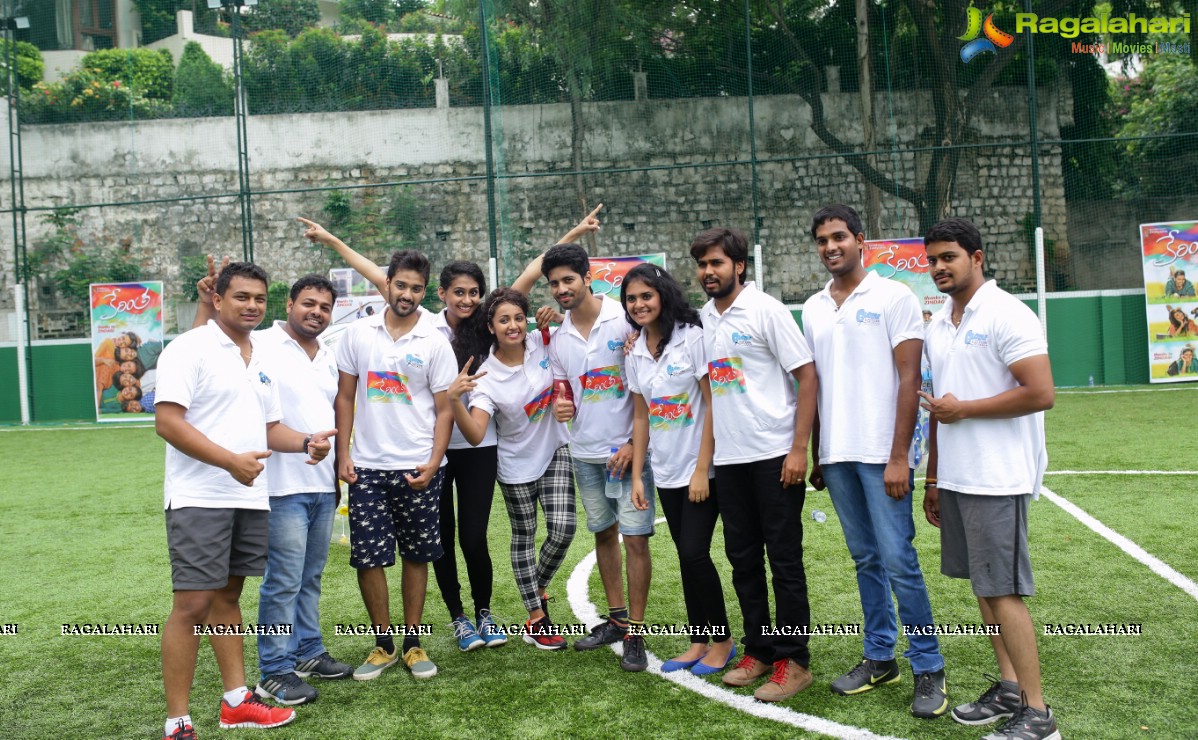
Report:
511,203,603,295
298,217,388,295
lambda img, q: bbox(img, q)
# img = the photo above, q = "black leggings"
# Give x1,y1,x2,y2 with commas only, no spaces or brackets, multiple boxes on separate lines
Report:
433,445,498,620
658,479,731,645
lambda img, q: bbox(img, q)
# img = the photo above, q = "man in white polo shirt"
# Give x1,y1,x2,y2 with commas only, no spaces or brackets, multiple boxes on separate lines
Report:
192,268,355,707
334,249,456,682
156,262,334,740
919,218,1059,740
541,242,655,671
803,205,947,719
689,227,817,703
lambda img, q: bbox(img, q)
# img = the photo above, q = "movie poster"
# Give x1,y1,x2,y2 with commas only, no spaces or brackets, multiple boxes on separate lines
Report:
1140,221,1198,383
324,268,386,349
90,282,164,422
589,254,668,297
863,237,939,468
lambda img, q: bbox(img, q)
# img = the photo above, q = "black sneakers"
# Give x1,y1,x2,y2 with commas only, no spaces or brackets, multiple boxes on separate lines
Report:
982,703,1060,740
294,651,353,680
952,676,1022,726
620,634,648,672
573,618,628,651
830,657,901,695
255,672,318,706
911,669,949,718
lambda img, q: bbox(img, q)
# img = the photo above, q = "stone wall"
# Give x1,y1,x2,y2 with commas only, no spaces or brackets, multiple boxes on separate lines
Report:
0,86,1071,332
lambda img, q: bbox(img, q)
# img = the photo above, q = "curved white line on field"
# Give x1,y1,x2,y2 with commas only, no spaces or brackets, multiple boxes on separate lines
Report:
1040,486,1198,603
565,522,906,740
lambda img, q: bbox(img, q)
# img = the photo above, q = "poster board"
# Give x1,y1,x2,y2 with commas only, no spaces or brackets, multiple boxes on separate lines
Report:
1140,222,1198,383
90,282,164,421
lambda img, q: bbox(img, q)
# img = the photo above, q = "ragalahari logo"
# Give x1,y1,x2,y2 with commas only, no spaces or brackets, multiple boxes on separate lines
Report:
959,5,1014,63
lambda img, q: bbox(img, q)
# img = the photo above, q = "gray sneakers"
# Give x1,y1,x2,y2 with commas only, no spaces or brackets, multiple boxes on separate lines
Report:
911,669,949,718
952,677,1022,725
830,657,900,695
981,704,1060,740
255,672,318,706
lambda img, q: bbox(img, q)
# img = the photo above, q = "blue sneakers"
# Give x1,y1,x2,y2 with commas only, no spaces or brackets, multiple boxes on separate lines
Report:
452,616,485,651
477,609,508,647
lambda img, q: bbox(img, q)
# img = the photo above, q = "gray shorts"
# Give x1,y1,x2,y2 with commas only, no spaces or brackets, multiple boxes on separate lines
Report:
165,506,269,591
938,490,1035,598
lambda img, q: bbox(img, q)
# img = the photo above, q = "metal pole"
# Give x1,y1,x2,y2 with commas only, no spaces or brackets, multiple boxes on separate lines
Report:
5,15,31,422
230,2,253,261
1034,227,1047,340
1023,0,1042,246
13,283,28,423
743,0,761,247
479,0,499,283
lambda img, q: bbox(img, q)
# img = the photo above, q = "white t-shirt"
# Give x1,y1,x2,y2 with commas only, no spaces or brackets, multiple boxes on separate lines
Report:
255,322,338,496
924,280,1049,496
429,309,498,450
471,334,569,484
625,323,712,489
549,294,635,462
700,282,813,465
157,321,282,510
335,311,456,471
803,271,924,466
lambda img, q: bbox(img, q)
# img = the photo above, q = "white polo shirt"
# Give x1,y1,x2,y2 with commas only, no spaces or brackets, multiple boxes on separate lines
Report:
923,280,1048,496
157,321,282,510
700,282,813,465
255,322,338,496
335,311,456,471
626,323,712,489
429,308,498,450
471,334,569,484
803,271,924,466
549,294,635,462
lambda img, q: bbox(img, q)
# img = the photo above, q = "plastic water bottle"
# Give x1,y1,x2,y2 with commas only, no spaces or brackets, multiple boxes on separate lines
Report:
811,509,827,524
604,447,622,498
1088,374,1095,387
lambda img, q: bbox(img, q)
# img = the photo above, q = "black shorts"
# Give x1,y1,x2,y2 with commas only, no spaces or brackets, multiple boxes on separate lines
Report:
165,506,269,591
349,467,445,568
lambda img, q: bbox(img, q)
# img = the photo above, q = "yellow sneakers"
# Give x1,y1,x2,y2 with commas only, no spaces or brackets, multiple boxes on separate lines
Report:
352,646,398,681
403,646,438,679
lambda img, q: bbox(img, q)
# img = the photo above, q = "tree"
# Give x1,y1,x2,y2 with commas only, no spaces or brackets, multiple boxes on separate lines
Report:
340,0,428,27
242,0,323,37
172,42,233,116
0,39,43,93
133,0,222,45
1115,48,1198,198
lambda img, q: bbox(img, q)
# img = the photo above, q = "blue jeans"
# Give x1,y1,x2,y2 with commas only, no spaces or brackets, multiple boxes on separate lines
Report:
257,492,336,678
822,462,944,675
574,456,656,536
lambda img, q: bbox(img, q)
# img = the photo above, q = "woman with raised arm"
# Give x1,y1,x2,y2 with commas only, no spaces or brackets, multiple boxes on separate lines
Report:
622,263,735,675
297,207,600,649
448,288,576,650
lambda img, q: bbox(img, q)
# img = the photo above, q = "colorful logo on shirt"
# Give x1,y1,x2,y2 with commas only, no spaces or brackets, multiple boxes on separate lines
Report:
731,332,754,346
366,371,413,404
539,357,550,369
648,393,695,431
855,309,882,326
258,371,272,386
964,330,990,348
579,366,626,403
708,357,747,396
665,363,689,377
607,339,625,352
524,385,554,422
404,353,424,368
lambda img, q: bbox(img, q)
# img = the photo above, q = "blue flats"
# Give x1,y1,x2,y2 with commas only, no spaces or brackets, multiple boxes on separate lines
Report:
660,656,701,673
690,644,737,676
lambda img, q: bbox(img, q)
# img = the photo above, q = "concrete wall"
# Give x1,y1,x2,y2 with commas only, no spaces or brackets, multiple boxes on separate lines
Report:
0,87,1072,316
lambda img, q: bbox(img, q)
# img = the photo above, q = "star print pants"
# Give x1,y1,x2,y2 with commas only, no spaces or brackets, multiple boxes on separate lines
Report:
348,467,445,568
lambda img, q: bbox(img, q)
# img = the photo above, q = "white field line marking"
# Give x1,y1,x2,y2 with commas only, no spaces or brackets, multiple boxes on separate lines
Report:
1041,486,1198,603
0,424,155,432
1044,470,1198,476
566,521,906,740
1058,386,1198,395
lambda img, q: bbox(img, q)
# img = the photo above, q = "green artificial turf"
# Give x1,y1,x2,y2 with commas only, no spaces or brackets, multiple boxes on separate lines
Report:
0,386,1195,738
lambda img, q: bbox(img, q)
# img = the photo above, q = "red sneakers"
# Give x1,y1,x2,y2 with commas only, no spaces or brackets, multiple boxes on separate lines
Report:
219,691,297,730
522,616,567,650
164,719,197,740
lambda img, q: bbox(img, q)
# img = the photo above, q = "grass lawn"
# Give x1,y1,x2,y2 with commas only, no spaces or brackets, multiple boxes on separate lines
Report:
0,386,1195,738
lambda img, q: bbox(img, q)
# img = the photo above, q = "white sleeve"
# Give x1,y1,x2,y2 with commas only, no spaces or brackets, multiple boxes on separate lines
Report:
887,287,925,348
427,335,457,394
997,301,1048,367
335,324,359,376
687,327,709,380
154,335,200,409
763,302,813,372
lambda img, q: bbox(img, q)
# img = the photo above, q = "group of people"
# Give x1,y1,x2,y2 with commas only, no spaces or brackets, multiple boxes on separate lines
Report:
95,331,161,413
155,204,1059,740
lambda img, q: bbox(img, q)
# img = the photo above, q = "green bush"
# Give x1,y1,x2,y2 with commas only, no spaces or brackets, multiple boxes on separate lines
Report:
24,66,172,124
0,39,44,92
80,48,175,101
172,42,233,116
242,0,322,37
